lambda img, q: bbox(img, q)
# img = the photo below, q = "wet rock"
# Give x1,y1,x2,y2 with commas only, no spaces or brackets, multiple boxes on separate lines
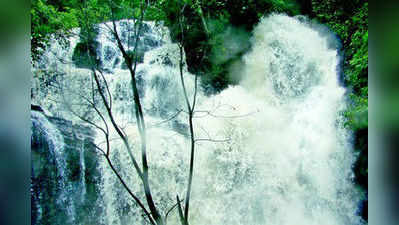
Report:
31,111,103,225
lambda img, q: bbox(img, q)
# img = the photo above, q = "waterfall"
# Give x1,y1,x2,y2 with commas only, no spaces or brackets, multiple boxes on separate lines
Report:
31,111,77,224
187,14,364,225
79,140,87,201
32,14,365,225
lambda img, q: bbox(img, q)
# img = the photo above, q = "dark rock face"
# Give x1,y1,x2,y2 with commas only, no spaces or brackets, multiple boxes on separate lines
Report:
31,104,44,112
31,111,104,225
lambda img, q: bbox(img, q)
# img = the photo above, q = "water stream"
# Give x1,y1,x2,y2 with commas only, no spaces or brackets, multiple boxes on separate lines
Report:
31,14,365,225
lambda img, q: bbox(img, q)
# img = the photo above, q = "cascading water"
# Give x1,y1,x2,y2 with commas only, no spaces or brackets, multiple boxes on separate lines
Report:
31,111,77,224
79,140,87,201
32,14,365,225
187,14,364,225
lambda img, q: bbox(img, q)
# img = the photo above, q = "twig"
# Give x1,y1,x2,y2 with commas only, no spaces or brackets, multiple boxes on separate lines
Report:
149,109,183,128
165,198,184,223
176,195,187,225
195,138,231,143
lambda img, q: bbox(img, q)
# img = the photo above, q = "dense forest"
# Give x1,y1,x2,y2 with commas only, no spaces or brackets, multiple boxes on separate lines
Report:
31,0,368,224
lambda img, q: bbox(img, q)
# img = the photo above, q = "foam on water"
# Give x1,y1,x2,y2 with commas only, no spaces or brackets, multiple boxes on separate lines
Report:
31,111,77,224
32,14,365,225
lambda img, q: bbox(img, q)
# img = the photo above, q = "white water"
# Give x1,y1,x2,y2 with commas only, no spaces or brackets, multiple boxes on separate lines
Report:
32,14,365,225
31,111,77,224
79,141,87,201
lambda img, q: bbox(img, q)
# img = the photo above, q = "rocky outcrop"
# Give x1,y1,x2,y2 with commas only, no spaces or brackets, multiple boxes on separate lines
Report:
31,110,103,225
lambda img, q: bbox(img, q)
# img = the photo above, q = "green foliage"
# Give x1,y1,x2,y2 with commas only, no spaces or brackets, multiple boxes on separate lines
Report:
312,1,368,93
353,127,368,188
31,0,368,220
311,3,368,213
31,0,79,63
31,0,369,128
72,40,101,69
200,0,300,29
71,1,102,70
208,16,250,65
344,93,368,130
157,0,304,94
311,0,368,130
201,0,301,92
31,0,169,65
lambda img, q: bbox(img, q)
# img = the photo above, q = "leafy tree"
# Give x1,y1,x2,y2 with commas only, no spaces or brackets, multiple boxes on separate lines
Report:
31,0,78,63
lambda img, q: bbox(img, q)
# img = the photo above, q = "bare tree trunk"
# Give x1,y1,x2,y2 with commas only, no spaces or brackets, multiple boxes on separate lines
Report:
75,1,164,224
108,1,164,224
176,5,199,224
72,1,207,224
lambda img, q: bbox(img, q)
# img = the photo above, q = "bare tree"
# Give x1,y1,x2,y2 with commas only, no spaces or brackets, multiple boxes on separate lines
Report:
174,4,197,225
42,1,234,225
108,2,165,224
64,0,165,224
70,1,199,224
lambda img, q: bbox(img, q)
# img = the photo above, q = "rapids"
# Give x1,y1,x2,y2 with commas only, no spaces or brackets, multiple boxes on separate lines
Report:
31,14,365,225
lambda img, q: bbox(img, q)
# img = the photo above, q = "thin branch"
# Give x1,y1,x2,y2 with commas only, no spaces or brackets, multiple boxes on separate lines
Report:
192,73,198,111
149,109,183,128
178,47,192,114
177,6,196,223
102,22,115,35
57,73,110,138
104,153,155,225
89,72,111,137
109,1,164,224
195,138,231,143
165,198,184,224
68,105,106,134
90,123,155,225
176,195,187,225
198,125,211,139
193,110,259,119
56,2,158,224
92,68,144,178
98,69,113,110
95,136,123,146
91,143,106,155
